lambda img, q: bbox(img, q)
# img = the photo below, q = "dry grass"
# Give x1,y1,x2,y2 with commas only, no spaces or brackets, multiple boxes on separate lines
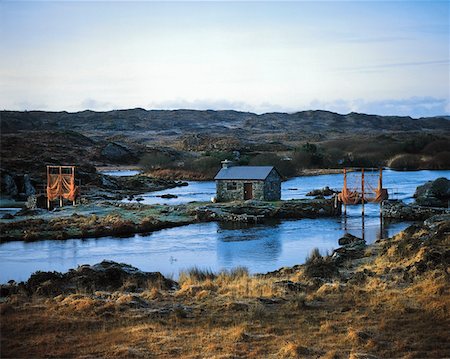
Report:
2,223,450,358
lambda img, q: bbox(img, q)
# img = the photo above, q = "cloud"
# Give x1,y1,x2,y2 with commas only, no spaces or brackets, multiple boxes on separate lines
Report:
308,97,450,118
80,98,115,111
148,98,255,112
336,59,450,73
12,101,49,111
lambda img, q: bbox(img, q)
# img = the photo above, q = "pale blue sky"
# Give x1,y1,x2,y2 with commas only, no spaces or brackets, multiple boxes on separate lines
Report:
0,1,449,117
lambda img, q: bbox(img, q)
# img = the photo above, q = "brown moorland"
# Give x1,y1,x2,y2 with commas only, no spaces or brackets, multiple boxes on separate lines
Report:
1,215,449,358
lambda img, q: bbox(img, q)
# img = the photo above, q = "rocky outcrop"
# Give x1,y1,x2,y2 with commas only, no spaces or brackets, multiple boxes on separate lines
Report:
276,199,341,218
1,261,178,297
101,142,136,163
23,174,36,196
194,199,341,222
382,200,449,220
97,174,187,198
1,173,18,197
414,177,450,207
332,234,366,263
306,186,338,197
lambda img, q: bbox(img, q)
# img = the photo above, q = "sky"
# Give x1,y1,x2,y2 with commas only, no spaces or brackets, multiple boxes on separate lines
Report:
0,1,449,117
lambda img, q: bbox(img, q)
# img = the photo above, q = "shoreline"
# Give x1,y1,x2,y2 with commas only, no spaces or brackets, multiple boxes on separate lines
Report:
0,198,340,243
1,214,448,358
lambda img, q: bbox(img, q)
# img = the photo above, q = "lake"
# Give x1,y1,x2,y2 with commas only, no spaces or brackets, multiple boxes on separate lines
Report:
125,169,449,205
0,169,448,283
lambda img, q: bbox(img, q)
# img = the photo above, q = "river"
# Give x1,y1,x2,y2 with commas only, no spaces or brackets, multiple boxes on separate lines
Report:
0,169,448,283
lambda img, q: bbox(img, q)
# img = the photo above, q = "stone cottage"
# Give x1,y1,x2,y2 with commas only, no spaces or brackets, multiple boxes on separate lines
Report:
214,160,282,202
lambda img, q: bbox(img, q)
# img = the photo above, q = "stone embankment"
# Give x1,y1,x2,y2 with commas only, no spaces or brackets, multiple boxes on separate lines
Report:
194,198,341,223
382,177,450,221
0,198,341,242
0,260,177,297
382,200,449,221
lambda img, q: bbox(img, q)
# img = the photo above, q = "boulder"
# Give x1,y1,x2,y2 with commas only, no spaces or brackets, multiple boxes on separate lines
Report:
19,260,178,296
159,194,178,199
338,232,363,246
101,142,134,163
414,177,450,207
382,200,449,220
1,173,18,197
23,174,36,196
306,186,337,197
332,234,366,263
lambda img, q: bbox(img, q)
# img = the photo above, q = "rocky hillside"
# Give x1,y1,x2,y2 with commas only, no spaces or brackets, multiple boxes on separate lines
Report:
2,109,449,140
1,109,449,197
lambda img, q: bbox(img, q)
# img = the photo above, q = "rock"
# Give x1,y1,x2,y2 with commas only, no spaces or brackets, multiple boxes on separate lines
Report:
101,175,120,189
306,186,337,197
101,142,134,163
25,195,37,209
21,260,178,296
424,213,450,230
382,200,449,221
23,174,36,196
273,280,306,292
349,353,379,359
338,232,362,246
1,174,18,197
159,194,178,199
2,213,14,219
414,177,450,207
15,208,46,217
332,235,366,263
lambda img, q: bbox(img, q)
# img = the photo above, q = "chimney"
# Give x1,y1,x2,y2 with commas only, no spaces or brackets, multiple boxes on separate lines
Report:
221,160,234,169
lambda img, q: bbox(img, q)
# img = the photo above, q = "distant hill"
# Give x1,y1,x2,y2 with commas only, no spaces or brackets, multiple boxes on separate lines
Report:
1,109,449,139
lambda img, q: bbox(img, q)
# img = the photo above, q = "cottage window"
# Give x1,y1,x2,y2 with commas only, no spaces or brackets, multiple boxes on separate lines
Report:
227,182,237,190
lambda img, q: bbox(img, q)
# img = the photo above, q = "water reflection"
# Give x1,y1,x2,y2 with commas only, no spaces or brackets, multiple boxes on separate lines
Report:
216,220,282,266
3,168,446,282
121,169,449,205
0,212,413,282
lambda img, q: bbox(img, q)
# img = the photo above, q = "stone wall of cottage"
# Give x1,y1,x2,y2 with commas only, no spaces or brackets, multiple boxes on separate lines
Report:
263,169,281,201
216,180,258,201
216,169,281,202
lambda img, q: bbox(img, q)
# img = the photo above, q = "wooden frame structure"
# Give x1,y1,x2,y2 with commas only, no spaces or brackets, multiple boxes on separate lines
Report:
338,168,388,215
46,166,79,208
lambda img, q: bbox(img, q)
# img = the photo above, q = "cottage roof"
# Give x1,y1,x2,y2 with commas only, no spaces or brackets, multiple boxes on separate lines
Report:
214,166,278,181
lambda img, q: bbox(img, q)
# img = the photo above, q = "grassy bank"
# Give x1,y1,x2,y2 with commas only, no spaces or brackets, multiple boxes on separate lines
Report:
1,215,449,358
0,198,339,242
0,202,198,242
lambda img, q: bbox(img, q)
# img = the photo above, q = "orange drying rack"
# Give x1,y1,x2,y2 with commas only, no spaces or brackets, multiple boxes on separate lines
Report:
46,165,79,208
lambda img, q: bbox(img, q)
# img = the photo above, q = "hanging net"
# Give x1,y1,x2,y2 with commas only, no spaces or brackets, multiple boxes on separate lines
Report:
364,168,388,203
338,170,363,204
46,166,79,202
338,168,388,205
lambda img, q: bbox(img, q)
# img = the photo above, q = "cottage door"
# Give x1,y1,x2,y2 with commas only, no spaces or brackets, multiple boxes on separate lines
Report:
244,183,253,200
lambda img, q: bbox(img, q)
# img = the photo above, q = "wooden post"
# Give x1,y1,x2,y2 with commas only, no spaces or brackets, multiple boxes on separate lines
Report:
361,168,365,216
59,166,63,207
343,168,347,216
361,210,365,241
72,166,76,206
46,166,50,209
379,167,383,215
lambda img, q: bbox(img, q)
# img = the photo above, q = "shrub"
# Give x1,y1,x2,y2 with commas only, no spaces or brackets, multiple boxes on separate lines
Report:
111,220,136,236
190,156,221,172
179,267,216,284
139,153,173,170
304,248,338,279
389,154,421,170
